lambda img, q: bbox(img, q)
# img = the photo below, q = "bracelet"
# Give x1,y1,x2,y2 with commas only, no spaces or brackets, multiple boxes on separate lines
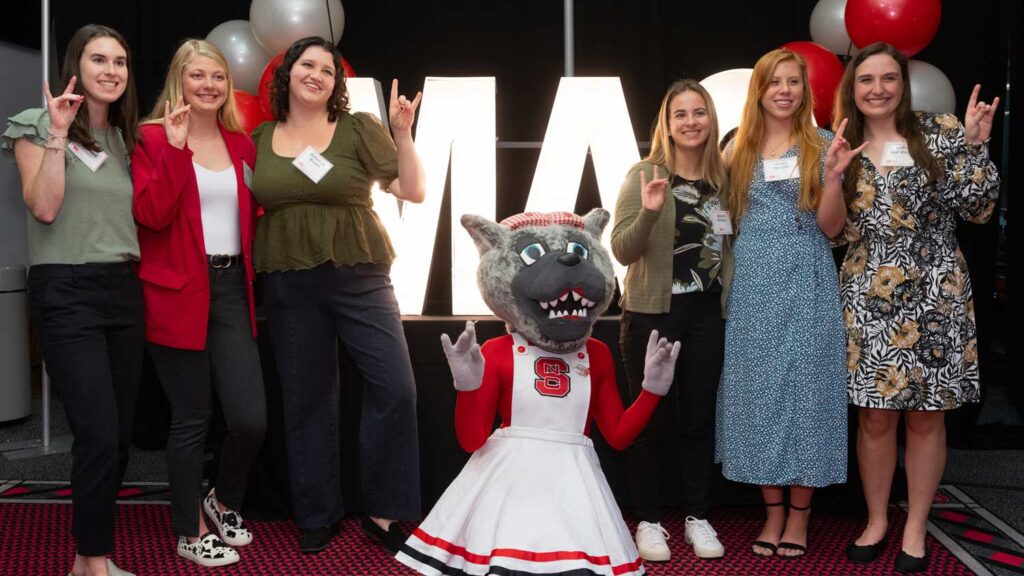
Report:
44,131,68,150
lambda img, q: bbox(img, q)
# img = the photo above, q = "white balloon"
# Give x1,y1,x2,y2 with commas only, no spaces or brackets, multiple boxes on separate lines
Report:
700,69,753,141
250,0,346,56
909,60,956,114
809,0,860,57
206,20,271,94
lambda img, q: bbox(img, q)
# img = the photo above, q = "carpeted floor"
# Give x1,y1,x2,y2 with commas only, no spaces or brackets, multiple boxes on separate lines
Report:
0,487,995,576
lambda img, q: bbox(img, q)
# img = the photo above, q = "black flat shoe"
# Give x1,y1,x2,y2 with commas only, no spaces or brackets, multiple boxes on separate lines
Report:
894,550,929,573
845,539,887,563
298,523,337,554
360,516,407,554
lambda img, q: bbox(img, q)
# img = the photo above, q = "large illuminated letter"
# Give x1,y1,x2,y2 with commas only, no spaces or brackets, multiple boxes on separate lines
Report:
525,78,640,282
367,77,496,314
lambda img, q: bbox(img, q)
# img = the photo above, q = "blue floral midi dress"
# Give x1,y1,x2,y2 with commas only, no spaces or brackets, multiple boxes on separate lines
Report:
715,128,848,487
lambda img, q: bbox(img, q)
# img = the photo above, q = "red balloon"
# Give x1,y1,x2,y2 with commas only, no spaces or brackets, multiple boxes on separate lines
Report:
780,41,845,128
257,52,357,120
845,0,941,57
233,90,269,134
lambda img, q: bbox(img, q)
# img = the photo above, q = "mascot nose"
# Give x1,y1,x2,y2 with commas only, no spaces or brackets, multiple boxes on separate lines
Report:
558,253,581,267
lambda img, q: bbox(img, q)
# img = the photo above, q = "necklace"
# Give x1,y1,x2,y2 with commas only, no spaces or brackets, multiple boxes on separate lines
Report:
764,136,790,158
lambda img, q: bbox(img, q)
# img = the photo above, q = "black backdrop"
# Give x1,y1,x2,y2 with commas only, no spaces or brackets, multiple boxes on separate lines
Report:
1,0,1018,514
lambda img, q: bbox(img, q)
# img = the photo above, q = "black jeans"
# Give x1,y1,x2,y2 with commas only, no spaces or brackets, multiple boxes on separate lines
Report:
262,263,421,530
620,291,725,521
147,265,267,537
28,262,144,556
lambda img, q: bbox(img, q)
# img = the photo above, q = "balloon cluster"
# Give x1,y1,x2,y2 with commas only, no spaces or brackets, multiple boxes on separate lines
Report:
204,0,354,131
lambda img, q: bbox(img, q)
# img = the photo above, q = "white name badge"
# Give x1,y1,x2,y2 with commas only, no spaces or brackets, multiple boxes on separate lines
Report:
243,161,254,190
881,142,914,167
711,210,733,235
763,156,798,182
292,146,333,184
67,141,108,172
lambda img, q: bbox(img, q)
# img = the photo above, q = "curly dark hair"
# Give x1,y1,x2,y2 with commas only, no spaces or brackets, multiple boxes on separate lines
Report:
270,36,350,122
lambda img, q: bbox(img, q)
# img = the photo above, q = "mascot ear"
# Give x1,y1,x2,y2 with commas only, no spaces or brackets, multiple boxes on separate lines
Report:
582,208,610,239
461,214,508,256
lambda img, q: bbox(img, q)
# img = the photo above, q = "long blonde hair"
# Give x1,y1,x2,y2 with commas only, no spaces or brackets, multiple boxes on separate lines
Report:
645,79,726,192
726,49,823,220
143,39,242,132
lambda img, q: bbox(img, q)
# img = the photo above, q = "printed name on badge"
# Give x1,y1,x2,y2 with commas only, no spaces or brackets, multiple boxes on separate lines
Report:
67,141,108,172
292,146,333,184
711,210,734,235
881,142,914,167
763,156,798,182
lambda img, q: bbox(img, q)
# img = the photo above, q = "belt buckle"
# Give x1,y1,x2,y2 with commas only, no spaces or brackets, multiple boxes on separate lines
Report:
209,255,232,269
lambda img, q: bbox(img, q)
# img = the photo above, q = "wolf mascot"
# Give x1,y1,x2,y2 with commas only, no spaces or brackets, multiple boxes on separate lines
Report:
396,209,679,576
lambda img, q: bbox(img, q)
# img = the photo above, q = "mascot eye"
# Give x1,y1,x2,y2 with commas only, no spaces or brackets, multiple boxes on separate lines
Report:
519,243,546,265
566,242,589,259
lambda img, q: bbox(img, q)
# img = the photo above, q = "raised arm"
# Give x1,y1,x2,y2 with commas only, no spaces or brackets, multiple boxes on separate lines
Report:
590,332,679,450
611,163,668,265
131,107,196,231
17,79,83,223
386,79,425,203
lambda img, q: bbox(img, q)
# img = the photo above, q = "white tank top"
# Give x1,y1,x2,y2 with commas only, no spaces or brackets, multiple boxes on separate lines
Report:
194,162,240,255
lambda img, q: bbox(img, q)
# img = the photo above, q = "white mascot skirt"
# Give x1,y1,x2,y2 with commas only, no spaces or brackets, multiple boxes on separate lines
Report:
396,426,645,576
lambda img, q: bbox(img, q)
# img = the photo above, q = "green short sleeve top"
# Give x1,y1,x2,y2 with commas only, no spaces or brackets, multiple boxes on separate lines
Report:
1,108,139,266
250,111,401,272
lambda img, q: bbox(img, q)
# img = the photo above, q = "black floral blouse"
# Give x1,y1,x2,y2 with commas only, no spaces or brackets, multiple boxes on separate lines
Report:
840,112,999,410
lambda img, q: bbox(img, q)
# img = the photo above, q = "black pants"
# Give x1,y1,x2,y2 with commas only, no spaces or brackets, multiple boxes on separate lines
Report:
620,291,725,521
262,263,421,530
148,265,267,537
28,263,144,556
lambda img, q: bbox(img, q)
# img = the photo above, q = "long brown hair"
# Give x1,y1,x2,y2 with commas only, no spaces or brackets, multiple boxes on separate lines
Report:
61,24,138,153
142,39,243,132
832,42,941,198
645,79,727,192
725,49,822,221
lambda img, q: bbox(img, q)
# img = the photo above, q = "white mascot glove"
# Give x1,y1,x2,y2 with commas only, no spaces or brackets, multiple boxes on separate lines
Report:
641,329,681,396
441,320,485,392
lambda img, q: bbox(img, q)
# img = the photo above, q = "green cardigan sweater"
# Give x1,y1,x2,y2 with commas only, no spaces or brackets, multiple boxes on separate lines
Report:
611,161,734,317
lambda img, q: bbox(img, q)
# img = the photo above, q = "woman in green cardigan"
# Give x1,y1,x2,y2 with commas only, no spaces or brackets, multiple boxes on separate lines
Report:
611,79,732,563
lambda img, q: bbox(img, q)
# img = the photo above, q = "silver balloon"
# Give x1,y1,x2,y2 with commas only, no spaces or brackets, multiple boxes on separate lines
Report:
250,0,346,56
909,60,956,114
206,20,272,94
809,0,859,57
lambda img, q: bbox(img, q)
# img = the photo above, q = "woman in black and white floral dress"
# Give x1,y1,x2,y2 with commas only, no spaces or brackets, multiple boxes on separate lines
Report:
832,42,1000,574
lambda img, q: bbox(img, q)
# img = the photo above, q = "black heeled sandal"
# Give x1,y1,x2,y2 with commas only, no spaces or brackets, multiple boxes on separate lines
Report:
751,501,785,558
777,503,810,559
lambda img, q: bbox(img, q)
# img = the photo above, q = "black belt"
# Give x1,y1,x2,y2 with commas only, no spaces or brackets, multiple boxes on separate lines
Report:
207,254,241,269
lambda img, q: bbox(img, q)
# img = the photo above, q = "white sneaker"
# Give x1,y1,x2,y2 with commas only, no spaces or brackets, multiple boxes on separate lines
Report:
177,533,241,567
635,521,671,562
204,488,253,546
685,516,725,559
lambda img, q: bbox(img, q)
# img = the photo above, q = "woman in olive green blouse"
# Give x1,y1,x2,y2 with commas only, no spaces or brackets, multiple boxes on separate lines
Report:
249,36,424,555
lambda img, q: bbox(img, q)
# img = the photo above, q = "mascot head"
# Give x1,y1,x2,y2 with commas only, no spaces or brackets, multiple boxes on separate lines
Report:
462,209,615,354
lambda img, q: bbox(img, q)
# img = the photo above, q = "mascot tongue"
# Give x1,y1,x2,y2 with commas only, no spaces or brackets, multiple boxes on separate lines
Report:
462,209,615,355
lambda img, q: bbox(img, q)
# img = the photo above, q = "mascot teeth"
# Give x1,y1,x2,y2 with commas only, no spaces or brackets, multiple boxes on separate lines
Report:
572,290,582,301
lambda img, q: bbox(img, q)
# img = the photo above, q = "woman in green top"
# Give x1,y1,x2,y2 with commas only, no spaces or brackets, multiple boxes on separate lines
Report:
611,79,731,563
250,36,425,555
2,24,142,576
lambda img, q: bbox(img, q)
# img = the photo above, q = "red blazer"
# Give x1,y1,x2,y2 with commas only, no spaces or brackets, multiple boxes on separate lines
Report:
132,123,258,351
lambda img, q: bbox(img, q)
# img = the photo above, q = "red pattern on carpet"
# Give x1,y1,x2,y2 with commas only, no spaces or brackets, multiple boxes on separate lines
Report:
0,503,975,575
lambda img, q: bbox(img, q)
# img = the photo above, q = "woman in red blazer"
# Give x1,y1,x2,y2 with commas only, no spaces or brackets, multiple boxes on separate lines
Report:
131,39,265,568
